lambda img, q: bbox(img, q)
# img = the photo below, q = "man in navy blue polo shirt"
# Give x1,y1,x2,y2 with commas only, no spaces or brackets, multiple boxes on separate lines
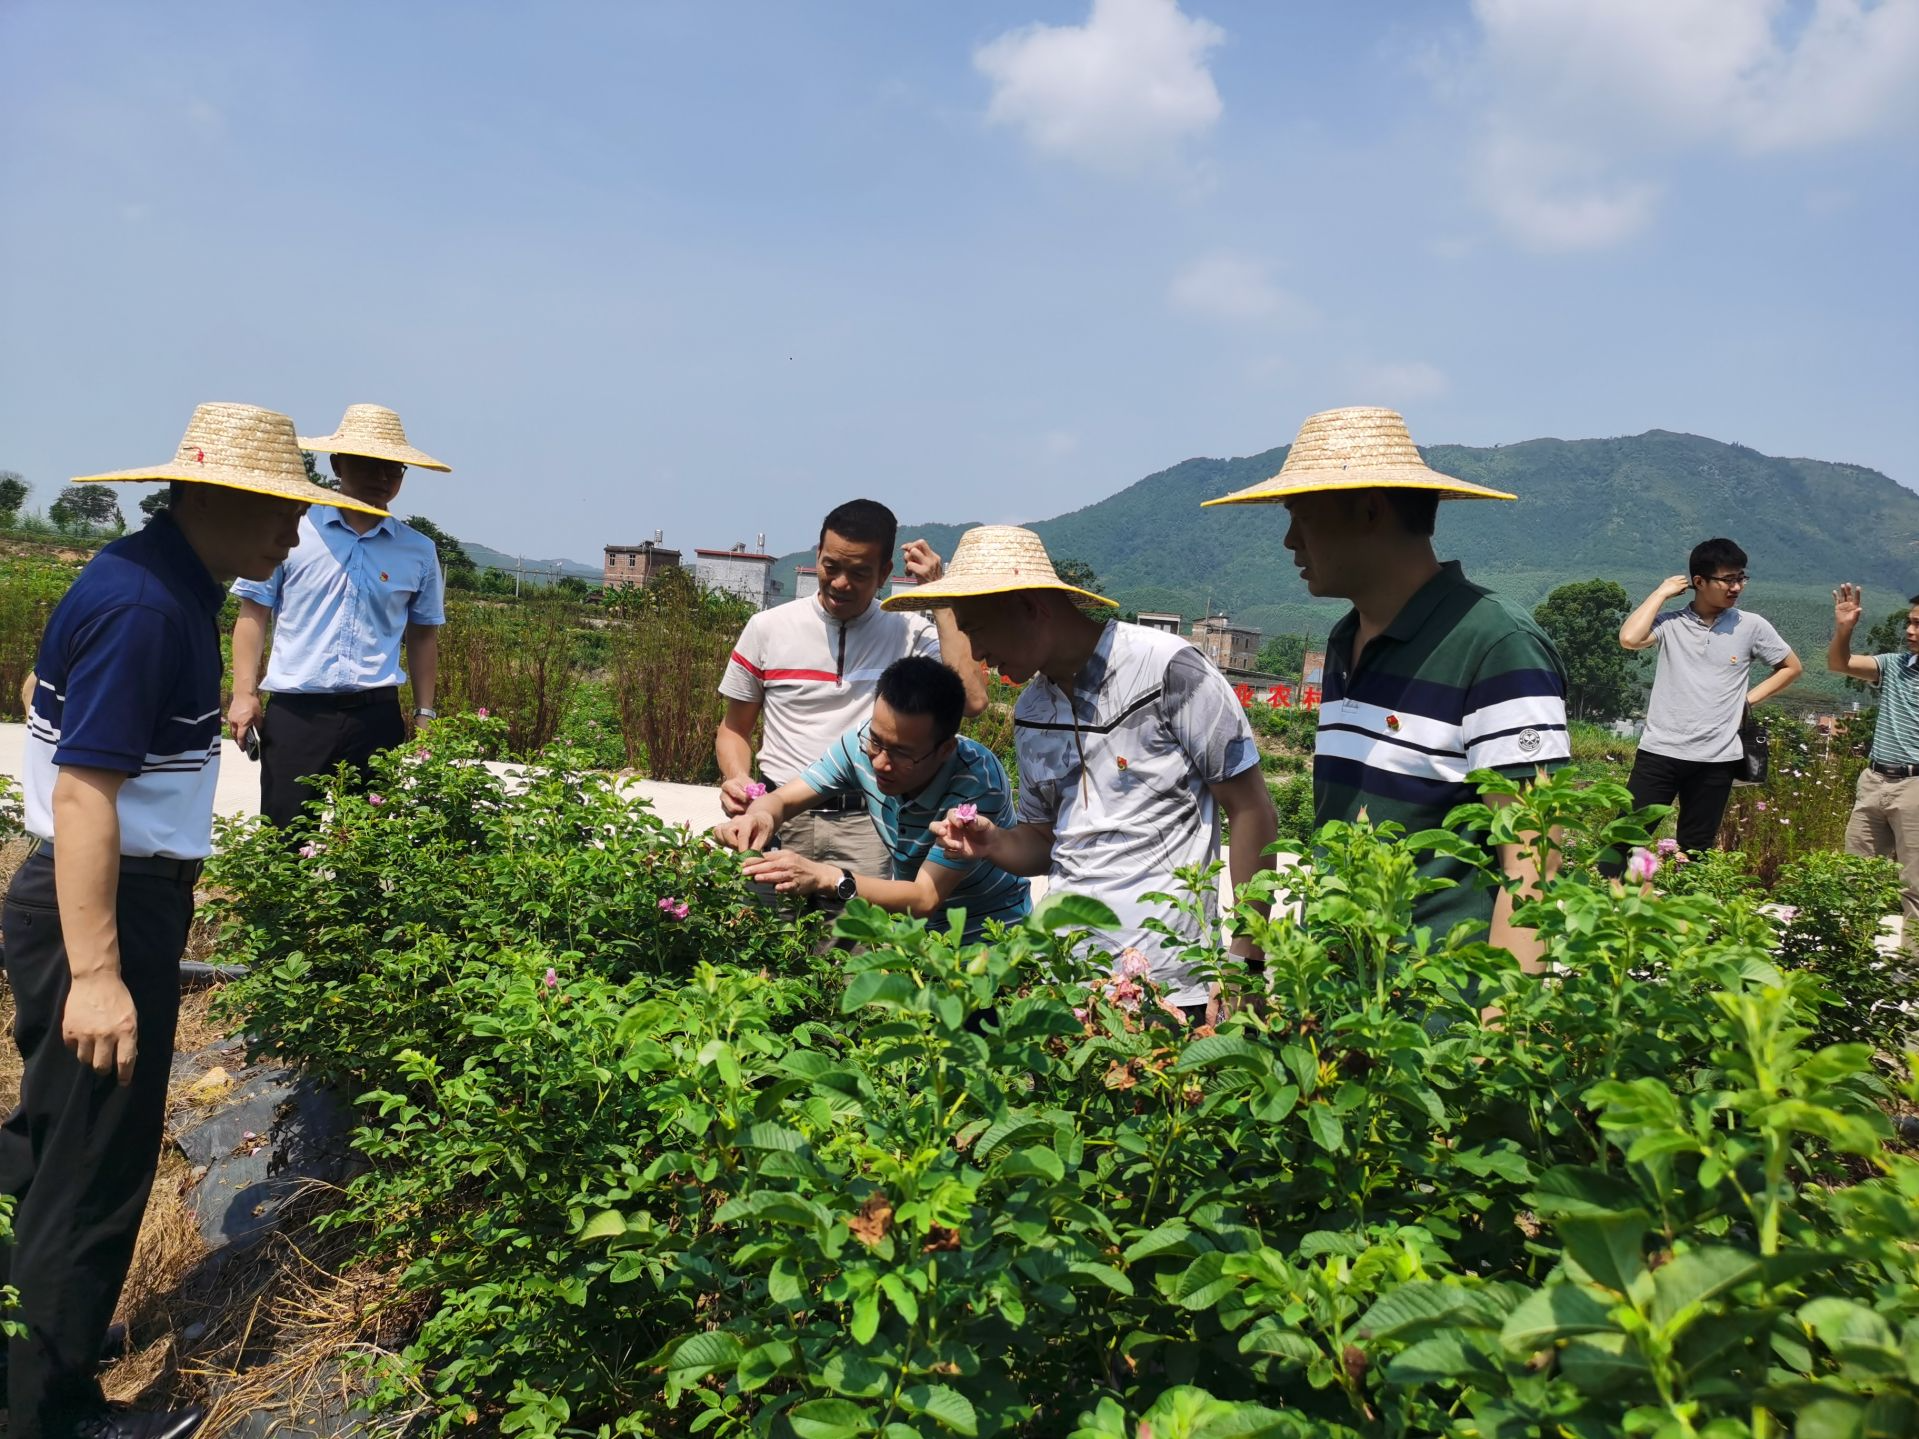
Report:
227,404,450,828
1,404,380,1439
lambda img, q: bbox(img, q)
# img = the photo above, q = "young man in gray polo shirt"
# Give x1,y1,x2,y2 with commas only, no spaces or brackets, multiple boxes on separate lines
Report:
1619,538,1802,853
1829,583,1919,921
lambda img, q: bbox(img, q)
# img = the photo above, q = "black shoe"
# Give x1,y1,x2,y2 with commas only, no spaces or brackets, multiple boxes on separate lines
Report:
75,1403,208,1439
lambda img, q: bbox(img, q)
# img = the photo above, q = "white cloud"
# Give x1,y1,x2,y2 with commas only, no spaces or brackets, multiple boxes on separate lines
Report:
1457,0,1919,248
975,0,1226,174
1347,360,1450,404
1167,253,1304,325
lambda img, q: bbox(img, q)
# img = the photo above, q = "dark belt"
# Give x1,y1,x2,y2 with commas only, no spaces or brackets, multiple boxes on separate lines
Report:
1872,761,1919,779
21,835,204,885
269,686,400,711
810,791,867,814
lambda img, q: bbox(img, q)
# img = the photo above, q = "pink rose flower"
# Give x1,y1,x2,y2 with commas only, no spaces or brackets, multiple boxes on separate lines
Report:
951,802,979,825
297,843,318,859
543,967,559,990
1755,800,1767,811
1624,847,1660,883
1655,837,1679,856
476,707,490,719
658,896,690,921
1116,948,1152,980
1108,977,1144,1013
368,793,384,806
744,782,768,799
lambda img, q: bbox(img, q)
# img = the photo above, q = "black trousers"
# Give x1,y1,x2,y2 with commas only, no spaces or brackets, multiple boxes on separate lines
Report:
0,854,194,1437
259,687,406,828
1626,748,1740,853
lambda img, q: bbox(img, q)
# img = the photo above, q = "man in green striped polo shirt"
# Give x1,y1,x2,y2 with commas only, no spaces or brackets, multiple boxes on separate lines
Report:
1203,407,1571,966
1829,583,1919,922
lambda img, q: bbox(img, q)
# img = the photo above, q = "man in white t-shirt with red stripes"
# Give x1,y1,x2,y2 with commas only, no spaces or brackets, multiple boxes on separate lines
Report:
716,499,986,882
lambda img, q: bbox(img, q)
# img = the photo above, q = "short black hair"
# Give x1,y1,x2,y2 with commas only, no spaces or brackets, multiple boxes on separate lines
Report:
820,499,898,566
1689,538,1747,580
1347,487,1439,537
875,656,964,745
1380,488,1440,538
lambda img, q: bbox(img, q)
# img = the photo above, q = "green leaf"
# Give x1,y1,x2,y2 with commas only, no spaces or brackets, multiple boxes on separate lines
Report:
1357,1280,1514,1341
577,1209,626,1243
878,1271,920,1325
1175,1251,1239,1310
1001,1146,1064,1183
1648,1247,1760,1337
1123,1222,1197,1263
737,1340,795,1392
739,1122,810,1155
843,971,917,1012
1304,1105,1345,1153
851,1287,881,1344
1238,1318,1319,1364
767,1258,803,1306
1176,1034,1270,1074
1033,893,1121,932
790,1397,875,1439
1501,1282,1619,1353
665,1330,745,1384
899,1383,979,1436
974,1115,1053,1164
1067,1261,1136,1297
1387,1333,1498,1383
1558,1332,1652,1395
1529,1165,1646,1221
820,1350,889,1398
1560,1212,1649,1297
1799,1298,1901,1371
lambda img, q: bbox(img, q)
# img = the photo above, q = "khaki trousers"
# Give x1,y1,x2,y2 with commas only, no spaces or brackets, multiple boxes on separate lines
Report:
1845,768,1919,923
778,807,892,882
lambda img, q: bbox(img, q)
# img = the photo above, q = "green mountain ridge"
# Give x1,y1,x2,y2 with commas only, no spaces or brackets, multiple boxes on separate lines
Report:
768,429,1918,707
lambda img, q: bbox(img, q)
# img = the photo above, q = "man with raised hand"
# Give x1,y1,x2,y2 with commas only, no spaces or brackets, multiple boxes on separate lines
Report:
716,499,985,887
1619,539,1800,855
3,404,383,1439
714,656,1029,940
1830,583,1919,922
900,526,1277,1020
1201,405,1569,969
227,404,451,828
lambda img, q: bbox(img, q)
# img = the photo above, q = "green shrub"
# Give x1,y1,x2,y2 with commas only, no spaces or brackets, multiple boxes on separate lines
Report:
1718,710,1864,883
606,569,755,781
0,773,21,842
1770,848,1909,1058
436,596,583,755
205,757,1919,1438
1269,769,1314,846
0,552,84,719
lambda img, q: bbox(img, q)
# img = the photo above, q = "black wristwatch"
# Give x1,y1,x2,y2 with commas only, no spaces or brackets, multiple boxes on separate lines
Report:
833,868,858,902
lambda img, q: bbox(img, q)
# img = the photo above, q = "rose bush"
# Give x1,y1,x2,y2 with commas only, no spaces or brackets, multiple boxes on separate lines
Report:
205,748,1919,1438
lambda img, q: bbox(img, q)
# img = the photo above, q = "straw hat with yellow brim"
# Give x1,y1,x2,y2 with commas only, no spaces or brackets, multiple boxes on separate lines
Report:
880,525,1118,613
1201,406,1515,507
298,403,451,472
72,402,388,517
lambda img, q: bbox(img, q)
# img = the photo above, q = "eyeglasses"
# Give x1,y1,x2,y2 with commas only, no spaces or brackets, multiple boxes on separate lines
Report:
1702,572,1749,586
859,724,936,768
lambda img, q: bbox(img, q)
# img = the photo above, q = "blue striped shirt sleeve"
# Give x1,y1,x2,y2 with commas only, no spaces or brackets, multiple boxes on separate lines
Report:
799,730,863,798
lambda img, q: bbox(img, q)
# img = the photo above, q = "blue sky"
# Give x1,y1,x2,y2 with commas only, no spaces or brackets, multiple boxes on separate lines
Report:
3,0,1914,563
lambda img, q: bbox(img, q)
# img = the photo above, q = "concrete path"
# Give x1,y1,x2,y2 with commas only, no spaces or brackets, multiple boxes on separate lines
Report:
0,722,728,836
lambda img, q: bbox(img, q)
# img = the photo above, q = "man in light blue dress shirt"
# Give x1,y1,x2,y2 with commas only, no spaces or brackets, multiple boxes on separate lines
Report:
227,404,451,827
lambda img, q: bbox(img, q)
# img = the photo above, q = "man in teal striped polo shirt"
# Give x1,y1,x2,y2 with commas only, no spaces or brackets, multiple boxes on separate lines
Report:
1204,407,1570,966
714,656,1030,941
1829,583,1919,922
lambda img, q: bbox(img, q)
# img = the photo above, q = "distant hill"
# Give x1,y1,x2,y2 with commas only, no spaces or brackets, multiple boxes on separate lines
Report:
771,429,1917,706
465,540,600,585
